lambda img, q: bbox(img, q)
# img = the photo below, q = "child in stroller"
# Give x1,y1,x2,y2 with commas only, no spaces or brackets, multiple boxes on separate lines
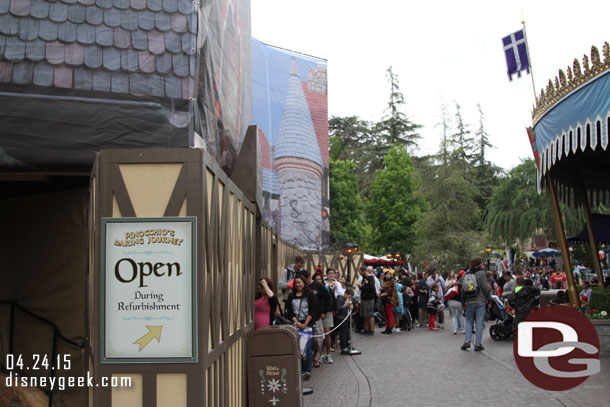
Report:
488,295,514,341
508,277,540,335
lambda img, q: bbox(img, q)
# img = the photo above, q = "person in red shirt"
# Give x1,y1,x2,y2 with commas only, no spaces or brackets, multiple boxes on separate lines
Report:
549,269,567,289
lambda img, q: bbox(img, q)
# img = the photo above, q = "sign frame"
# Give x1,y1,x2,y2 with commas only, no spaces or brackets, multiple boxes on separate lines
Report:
100,216,197,364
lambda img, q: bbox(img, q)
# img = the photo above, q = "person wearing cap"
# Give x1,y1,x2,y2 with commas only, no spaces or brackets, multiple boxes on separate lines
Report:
447,270,465,334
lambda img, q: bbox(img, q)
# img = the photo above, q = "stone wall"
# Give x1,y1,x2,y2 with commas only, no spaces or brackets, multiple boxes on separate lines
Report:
278,168,321,251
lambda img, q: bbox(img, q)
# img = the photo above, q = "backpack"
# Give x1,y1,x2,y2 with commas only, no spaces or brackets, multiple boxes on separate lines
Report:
462,271,480,297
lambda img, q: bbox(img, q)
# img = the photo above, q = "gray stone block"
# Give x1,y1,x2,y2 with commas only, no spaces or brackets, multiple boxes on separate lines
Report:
181,32,195,55
58,21,77,42
164,31,180,53
177,0,192,15
131,29,147,50
186,11,196,33
104,8,121,27
113,26,130,49
12,61,33,84
147,0,162,12
25,39,46,61
120,9,138,31
29,0,50,19
113,0,130,10
84,44,102,68
95,0,114,10
33,61,54,86
155,52,171,74
18,18,39,41
95,24,113,46
111,72,129,93
67,4,86,23
129,72,146,94
148,73,164,96
165,74,181,98
38,19,58,41
138,10,155,30
49,2,69,23
172,52,188,77
103,46,120,70
4,36,25,62
92,69,111,91
155,11,170,32
0,14,20,36
162,0,177,14
63,0,78,4
189,54,196,76
76,23,96,44
85,5,103,25
120,48,138,71
0,0,9,14
74,67,93,90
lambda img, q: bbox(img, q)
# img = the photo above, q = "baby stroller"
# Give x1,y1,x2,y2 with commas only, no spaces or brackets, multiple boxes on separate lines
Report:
488,295,513,341
374,298,387,328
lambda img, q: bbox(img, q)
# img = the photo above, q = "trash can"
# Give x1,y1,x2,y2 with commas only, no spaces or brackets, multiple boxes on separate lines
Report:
247,325,302,407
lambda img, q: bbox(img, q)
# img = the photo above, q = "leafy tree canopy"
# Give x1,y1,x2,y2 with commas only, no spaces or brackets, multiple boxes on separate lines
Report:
366,145,426,254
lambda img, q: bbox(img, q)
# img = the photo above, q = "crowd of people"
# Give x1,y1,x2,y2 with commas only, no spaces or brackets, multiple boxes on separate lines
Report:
254,254,599,381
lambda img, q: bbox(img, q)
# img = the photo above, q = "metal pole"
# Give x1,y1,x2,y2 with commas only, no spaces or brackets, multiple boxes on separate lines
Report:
577,174,606,288
522,17,537,100
347,309,361,355
545,173,578,305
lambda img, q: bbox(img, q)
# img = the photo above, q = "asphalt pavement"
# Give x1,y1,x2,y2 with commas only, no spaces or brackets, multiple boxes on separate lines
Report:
303,322,610,407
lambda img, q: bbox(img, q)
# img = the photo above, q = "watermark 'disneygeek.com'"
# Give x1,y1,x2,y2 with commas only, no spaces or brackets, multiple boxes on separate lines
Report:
4,354,132,391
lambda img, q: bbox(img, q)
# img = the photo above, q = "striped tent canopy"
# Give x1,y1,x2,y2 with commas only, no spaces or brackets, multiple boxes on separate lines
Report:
529,42,610,207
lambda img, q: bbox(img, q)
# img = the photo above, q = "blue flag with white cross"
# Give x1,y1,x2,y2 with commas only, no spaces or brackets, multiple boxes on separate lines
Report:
502,29,530,81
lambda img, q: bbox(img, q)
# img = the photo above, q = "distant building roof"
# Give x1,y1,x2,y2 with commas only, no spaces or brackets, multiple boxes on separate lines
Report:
0,0,197,99
273,57,322,167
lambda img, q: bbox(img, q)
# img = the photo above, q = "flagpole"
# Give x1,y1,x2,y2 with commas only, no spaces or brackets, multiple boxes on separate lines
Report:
521,16,537,101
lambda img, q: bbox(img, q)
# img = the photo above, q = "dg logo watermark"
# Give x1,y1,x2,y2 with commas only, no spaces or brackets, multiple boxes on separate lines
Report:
513,305,600,391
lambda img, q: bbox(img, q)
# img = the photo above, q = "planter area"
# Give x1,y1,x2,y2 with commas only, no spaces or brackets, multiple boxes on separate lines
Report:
592,319,610,356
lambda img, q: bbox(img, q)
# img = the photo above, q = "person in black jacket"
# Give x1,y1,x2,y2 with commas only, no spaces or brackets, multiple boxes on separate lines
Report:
285,275,317,380
336,288,354,354
508,277,540,334
357,267,377,335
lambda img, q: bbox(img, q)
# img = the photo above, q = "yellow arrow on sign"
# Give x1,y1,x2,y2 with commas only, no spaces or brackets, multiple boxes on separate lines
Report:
133,326,162,352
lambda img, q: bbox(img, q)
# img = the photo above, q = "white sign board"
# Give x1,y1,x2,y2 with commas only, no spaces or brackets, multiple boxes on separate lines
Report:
101,217,197,363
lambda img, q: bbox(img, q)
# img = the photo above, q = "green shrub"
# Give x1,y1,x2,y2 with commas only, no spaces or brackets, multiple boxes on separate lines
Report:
589,288,610,312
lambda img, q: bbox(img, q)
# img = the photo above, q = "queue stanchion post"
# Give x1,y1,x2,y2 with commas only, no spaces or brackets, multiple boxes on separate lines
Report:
346,308,361,355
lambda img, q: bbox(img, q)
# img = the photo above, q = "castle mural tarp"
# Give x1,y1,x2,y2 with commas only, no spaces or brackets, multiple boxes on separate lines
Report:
252,39,329,251
0,0,251,174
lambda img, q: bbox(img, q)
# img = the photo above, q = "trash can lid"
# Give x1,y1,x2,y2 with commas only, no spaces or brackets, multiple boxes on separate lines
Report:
247,325,299,357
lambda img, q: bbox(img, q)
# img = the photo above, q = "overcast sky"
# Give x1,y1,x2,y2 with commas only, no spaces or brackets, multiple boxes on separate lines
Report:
251,0,609,171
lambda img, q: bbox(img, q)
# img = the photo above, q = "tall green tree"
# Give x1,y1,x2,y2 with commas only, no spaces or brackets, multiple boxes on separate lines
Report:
449,102,476,164
414,151,481,271
366,145,426,254
374,66,422,153
329,159,365,247
485,159,584,245
471,104,501,221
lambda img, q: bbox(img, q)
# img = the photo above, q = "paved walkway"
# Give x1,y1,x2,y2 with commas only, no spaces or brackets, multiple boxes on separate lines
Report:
303,323,610,407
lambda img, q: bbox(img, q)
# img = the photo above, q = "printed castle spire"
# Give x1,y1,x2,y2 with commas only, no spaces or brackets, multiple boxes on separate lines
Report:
274,57,323,250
